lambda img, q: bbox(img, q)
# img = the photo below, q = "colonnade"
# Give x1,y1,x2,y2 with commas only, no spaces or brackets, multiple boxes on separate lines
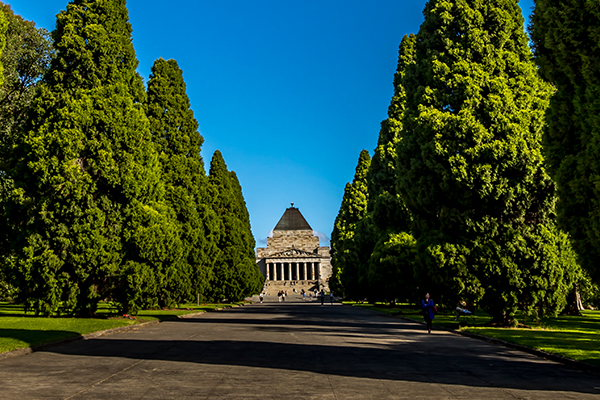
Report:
267,261,320,281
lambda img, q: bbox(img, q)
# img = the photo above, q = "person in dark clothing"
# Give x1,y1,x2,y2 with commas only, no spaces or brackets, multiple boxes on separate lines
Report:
320,290,325,305
421,293,435,334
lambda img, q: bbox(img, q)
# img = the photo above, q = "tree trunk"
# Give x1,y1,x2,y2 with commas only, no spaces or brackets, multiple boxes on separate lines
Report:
563,283,583,316
491,310,517,327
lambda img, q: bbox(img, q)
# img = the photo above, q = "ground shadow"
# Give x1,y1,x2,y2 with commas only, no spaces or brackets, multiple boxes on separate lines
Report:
35,304,600,396
0,328,82,351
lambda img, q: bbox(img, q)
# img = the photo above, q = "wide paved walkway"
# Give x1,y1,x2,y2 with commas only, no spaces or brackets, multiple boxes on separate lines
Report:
1,301,599,399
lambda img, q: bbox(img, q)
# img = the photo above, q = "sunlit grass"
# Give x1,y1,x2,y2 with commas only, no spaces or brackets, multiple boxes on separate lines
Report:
0,301,245,354
347,301,600,368
463,311,600,368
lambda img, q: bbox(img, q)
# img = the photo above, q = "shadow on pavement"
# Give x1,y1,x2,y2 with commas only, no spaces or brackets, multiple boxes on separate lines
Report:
37,304,600,396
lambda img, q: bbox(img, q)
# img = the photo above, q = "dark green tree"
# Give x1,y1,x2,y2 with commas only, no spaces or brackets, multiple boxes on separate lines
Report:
364,34,417,303
0,6,8,299
208,150,262,302
0,7,6,85
330,149,370,299
396,0,580,324
0,4,54,300
7,0,174,315
228,170,264,297
0,3,53,168
368,34,415,234
145,57,219,305
367,231,417,303
531,1,600,287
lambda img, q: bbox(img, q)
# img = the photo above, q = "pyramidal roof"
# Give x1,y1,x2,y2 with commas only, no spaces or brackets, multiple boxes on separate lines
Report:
274,205,312,231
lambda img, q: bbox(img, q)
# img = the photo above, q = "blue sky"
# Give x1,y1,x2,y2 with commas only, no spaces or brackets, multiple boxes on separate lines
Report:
5,0,535,247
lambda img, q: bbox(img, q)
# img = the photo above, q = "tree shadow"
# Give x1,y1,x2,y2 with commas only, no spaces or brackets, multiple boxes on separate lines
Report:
39,336,600,395
35,307,600,396
0,328,82,351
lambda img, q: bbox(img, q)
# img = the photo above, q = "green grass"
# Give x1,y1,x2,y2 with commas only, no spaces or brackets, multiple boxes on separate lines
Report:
462,311,600,368
346,302,600,369
0,301,245,354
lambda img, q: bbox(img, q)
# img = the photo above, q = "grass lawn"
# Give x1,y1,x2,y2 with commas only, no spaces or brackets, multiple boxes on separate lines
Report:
346,302,600,369
463,312,600,368
0,301,245,354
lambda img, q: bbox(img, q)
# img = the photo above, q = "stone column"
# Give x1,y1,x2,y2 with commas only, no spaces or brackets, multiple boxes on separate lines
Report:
315,262,320,279
293,263,298,281
273,262,277,281
266,262,270,280
302,263,307,281
279,262,283,281
309,262,314,280
287,263,291,281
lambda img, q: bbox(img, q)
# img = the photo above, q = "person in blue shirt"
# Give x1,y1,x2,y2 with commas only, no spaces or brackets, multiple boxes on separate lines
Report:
421,293,435,334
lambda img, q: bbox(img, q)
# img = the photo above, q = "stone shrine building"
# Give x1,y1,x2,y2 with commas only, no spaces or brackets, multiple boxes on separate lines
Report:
256,205,332,293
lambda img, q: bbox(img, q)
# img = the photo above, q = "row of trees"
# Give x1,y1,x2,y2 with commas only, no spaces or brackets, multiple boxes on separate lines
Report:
331,0,599,325
0,0,263,316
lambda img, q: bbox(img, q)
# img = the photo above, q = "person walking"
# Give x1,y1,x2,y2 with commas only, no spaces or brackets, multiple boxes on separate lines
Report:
421,293,435,334
329,291,334,305
259,293,264,303
278,291,282,303
320,290,325,306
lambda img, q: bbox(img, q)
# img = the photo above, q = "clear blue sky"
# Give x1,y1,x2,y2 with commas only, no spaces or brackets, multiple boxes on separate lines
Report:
5,0,535,247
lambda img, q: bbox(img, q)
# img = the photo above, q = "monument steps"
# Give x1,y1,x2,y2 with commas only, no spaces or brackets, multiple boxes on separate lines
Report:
262,280,322,297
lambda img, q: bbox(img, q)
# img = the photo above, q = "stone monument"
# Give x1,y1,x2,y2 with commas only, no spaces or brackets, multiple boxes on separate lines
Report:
256,204,332,294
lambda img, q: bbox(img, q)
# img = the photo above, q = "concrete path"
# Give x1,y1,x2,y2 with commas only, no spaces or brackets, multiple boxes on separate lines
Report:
1,301,599,399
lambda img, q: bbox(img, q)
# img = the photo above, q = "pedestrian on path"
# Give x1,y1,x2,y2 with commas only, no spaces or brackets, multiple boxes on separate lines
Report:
259,293,264,303
320,290,325,305
278,291,282,303
421,293,435,334
329,291,334,305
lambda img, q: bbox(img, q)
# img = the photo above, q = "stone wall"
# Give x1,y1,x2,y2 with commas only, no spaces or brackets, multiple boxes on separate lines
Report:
256,228,332,292
317,246,332,287
257,229,320,257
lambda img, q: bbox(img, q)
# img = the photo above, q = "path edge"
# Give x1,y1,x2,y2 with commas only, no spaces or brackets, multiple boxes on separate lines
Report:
395,312,599,376
0,303,246,361
342,304,599,376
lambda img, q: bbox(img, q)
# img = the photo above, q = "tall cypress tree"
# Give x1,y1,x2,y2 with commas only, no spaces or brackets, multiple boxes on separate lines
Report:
8,0,171,315
0,4,53,265
208,150,262,302
0,3,53,162
228,170,264,297
0,8,6,85
397,0,579,324
365,34,416,303
367,34,414,233
330,149,370,299
531,1,600,286
145,58,219,304
0,7,8,298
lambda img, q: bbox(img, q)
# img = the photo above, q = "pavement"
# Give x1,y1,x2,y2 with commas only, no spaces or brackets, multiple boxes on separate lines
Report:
1,297,599,399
